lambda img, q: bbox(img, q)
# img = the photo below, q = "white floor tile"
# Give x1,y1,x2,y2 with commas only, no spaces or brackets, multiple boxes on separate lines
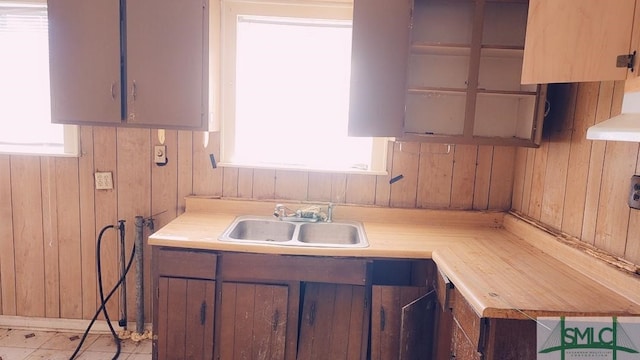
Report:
0,330,55,349
75,350,127,360
25,349,74,360
86,335,136,354
40,332,98,351
127,354,151,360
130,339,151,354
0,346,36,360
0,329,152,360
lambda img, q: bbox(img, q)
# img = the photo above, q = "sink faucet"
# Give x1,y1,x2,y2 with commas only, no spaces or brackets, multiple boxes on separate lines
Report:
326,203,334,223
273,203,335,223
273,204,295,218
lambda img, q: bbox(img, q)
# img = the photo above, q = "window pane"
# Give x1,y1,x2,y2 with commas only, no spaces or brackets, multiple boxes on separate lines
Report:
233,15,373,171
0,2,67,153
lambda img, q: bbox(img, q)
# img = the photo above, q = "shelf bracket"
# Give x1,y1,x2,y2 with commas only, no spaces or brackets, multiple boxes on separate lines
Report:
616,51,636,72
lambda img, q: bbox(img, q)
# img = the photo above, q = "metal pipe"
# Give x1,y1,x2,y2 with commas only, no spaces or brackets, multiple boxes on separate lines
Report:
118,220,127,329
134,216,145,334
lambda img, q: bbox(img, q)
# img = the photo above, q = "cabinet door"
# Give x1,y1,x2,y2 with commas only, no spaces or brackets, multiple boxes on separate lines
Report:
521,0,637,84
371,286,436,360
399,290,436,360
156,277,215,360
219,282,289,360
48,0,122,124
347,0,412,137
298,282,368,360
371,286,431,360
126,0,208,129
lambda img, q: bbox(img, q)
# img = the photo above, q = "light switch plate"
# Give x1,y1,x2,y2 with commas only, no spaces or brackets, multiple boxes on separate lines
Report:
154,145,167,165
95,171,113,190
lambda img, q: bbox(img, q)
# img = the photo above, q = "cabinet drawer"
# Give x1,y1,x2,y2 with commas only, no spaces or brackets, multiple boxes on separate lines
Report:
155,248,217,280
435,270,453,311
451,288,482,350
221,253,370,285
452,321,482,360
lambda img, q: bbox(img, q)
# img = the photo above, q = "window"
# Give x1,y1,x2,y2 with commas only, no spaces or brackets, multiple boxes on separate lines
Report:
0,0,78,156
220,0,388,174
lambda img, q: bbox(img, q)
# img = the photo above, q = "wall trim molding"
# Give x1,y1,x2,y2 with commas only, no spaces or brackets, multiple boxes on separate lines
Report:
0,315,151,335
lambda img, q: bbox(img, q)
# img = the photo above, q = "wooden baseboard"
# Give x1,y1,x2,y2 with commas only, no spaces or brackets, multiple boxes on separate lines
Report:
0,315,151,335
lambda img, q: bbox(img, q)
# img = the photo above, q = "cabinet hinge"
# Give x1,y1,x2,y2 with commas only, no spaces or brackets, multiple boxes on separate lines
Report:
617,51,636,72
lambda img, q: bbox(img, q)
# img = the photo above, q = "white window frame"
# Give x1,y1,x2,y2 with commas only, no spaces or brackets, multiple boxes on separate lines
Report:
219,0,388,175
0,0,79,157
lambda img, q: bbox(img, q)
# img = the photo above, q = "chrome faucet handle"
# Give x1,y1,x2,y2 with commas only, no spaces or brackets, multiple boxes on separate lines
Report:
274,204,286,218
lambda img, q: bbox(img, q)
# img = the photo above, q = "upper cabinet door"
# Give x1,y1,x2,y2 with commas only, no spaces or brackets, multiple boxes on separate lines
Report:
48,0,122,124
521,0,637,84
348,0,412,137
126,0,208,129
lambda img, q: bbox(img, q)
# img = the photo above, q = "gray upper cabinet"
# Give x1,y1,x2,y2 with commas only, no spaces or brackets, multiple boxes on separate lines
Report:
48,0,210,130
48,0,122,125
348,0,412,138
348,0,547,147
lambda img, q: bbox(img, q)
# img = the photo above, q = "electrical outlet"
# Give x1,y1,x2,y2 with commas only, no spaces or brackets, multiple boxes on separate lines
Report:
95,171,113,190
154,145,167,165
630,175,640,210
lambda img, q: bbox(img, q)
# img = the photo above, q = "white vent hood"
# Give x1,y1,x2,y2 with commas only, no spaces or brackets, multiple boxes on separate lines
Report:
587,91,640,142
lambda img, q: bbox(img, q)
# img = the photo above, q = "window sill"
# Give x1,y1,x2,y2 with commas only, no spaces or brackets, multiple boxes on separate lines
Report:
0,144,79,157
217,161,388,176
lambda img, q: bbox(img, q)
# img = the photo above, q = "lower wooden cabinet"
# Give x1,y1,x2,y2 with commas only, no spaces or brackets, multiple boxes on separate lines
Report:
371,286,437,360
370,259,439,360
153,248,451,360
435,269,538,360
156,278,215,360
219,282,291,359
298,282,368,359
153,247,217,360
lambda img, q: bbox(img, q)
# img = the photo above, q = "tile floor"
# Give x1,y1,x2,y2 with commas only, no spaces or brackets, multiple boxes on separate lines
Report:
0,328,151,359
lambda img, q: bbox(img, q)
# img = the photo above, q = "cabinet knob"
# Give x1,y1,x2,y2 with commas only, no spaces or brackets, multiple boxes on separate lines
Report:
110,82,117,99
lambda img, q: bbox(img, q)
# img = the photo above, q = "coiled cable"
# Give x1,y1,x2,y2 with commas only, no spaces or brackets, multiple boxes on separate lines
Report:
69,222,136,360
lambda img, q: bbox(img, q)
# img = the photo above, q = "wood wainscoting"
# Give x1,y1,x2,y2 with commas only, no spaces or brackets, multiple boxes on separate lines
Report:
512,80,640,266
0,129,514,322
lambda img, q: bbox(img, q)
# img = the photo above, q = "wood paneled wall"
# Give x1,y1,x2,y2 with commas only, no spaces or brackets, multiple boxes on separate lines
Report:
512,81,640,266
0,128,515,321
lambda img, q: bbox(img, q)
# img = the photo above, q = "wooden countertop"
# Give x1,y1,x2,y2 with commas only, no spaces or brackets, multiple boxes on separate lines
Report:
148,197,504,258
149,197,640,319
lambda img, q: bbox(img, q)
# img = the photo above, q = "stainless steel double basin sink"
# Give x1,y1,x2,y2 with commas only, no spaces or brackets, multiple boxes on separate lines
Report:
219,215,368,248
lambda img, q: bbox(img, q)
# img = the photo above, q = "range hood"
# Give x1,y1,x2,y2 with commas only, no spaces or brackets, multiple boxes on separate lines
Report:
587,91,640,142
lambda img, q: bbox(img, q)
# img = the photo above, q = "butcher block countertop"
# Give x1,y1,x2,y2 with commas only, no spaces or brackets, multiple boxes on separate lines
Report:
149,197,640,320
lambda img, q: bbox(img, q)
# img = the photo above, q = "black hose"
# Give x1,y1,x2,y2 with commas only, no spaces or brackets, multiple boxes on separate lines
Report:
69,223,136,360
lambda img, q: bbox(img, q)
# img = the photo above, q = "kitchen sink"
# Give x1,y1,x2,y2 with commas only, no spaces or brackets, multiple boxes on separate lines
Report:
219,215,368,248
298,223,361,245
227,218,296,242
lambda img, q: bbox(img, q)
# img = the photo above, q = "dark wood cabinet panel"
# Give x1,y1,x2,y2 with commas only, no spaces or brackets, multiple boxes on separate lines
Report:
399,290,436,360
219,282,289,360
298,282,368,360
371,286,431,359
442,286,538,360
156,277,215,360
451,320,482,360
